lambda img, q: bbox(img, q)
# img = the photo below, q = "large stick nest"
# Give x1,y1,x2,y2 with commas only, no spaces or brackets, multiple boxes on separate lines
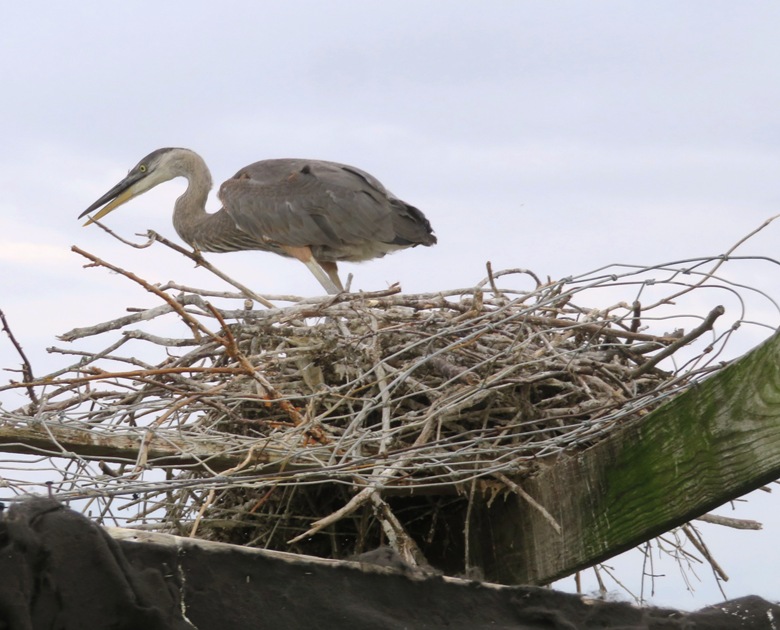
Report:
1,227,776,578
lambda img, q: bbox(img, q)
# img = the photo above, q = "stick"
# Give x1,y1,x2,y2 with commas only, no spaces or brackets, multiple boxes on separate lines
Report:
682,524,729,582
493,472,561,534
72,246,212,341
287,486,374,544
146,231,277,309
0,309,38,406
695,513,762,530
630,305,725,378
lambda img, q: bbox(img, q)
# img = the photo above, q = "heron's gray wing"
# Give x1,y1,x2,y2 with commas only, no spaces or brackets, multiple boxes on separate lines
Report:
218,159,402,249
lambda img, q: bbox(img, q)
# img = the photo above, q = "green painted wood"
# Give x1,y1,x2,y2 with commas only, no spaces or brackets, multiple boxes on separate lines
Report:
470,327,780,585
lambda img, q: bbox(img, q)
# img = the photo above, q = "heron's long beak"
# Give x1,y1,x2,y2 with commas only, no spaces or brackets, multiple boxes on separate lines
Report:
78,170,149,226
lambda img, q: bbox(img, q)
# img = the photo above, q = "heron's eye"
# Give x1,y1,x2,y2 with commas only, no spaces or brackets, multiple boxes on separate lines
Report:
139,164,147,173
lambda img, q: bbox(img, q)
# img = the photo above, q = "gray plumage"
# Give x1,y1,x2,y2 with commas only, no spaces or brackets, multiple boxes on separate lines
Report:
79,148,436,294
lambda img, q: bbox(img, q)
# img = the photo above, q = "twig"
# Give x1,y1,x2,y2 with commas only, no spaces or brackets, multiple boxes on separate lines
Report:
682,524,729,582
522,314,681,344
72,246,212,341
18,365,244,388
369,492,429,568
88,217,157,249
485,261,504,299
0,309,38,407
630,305,725,378
146,230,277,309
493,472,561,534
695,513,762,530
190,488,216,538
287,486,374,544
58,301,180,342
203,302,322,440
629,301,641,335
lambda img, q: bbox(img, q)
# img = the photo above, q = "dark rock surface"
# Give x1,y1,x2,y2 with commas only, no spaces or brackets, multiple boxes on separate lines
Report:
1,498,777,629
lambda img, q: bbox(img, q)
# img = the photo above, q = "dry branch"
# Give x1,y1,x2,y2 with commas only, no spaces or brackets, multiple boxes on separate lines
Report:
696,513,763,530
0,308,38,407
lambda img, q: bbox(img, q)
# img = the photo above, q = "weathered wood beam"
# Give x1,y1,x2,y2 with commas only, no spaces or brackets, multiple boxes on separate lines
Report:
469,328,780,585
0,423,280,471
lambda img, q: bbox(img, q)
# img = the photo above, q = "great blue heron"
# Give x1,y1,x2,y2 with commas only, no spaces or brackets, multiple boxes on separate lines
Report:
79,148,437,294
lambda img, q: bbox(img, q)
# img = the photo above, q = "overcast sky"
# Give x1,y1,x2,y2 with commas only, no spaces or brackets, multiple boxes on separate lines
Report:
2,2,780,610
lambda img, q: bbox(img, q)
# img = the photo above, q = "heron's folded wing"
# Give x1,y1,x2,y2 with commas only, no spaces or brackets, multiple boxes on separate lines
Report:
218,160,401,248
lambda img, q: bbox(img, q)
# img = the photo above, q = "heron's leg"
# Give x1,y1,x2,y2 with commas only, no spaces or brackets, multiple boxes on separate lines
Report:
303,260,341,295
279,245,341,295
318,261,344,293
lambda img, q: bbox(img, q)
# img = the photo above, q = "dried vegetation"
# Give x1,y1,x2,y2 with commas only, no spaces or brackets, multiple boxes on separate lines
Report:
2,219,779,598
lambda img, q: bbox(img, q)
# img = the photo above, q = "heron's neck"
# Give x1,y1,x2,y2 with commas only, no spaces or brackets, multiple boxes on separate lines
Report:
171,151,213,246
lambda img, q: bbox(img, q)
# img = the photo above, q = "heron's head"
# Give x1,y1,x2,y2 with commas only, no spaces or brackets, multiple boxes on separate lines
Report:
78,148,189,225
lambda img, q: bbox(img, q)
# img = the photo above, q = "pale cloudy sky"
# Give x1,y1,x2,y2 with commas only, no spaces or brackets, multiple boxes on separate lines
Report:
1,2,779,610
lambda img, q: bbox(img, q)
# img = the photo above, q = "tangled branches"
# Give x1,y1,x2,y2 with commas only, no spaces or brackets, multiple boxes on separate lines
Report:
1,222,779,581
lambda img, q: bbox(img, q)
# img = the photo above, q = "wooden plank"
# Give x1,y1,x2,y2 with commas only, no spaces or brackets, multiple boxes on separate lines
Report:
469,328,780,585
0,422,281,471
